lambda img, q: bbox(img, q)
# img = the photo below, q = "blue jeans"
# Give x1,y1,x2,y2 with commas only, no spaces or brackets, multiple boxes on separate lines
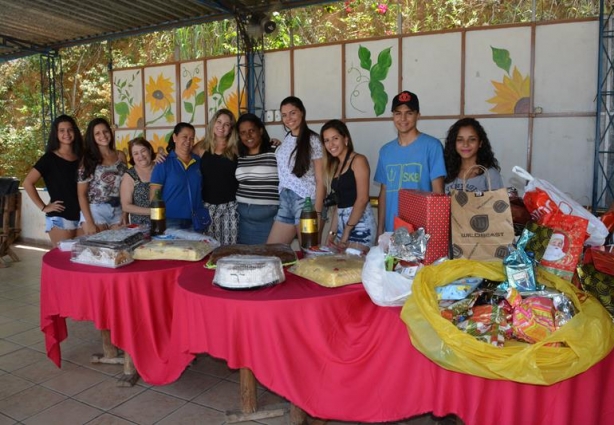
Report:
80,203,122,226
237,202,278,244
45,216,79,232
275,188,307,225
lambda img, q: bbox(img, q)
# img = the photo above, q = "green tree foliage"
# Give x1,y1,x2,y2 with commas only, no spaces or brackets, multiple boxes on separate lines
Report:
0,0,600,182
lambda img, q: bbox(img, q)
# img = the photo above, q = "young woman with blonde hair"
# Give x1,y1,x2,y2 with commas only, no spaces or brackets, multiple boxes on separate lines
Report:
197,108,240,245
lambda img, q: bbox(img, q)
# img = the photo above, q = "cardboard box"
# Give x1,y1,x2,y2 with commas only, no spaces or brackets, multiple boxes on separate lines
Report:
398,190,450,264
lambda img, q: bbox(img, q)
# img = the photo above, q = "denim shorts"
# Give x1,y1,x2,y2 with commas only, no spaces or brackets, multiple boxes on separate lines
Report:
275,188,307,225
80,203,122,226
45,216,80,232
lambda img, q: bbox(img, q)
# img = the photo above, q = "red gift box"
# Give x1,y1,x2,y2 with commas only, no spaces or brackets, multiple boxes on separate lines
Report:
398,189,450,264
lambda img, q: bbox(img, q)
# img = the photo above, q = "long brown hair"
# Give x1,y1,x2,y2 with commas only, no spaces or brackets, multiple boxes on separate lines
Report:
280,96,318,178
320,119,355,190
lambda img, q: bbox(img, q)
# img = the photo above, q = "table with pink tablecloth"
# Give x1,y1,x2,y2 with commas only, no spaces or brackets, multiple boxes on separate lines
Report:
172,263,614,424
40,249,191,384
41,249,614,424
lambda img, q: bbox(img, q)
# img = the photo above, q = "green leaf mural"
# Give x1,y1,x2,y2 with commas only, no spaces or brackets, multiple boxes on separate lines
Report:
491,46,512,74
358,45,372,71
349,45,393,117
218,68,235,93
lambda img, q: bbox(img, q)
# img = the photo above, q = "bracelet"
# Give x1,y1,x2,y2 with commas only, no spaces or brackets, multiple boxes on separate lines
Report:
41,204,46,211
346,223,356,228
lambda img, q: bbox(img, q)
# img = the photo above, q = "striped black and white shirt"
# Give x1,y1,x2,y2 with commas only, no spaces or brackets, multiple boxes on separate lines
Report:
235,151,280,205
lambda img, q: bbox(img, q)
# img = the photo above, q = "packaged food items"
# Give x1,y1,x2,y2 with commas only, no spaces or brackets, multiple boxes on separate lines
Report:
503,230,536,291
302,245,336,258
507,288,556,344
70,244,133,268
576,263,614,317
290,254,365,287
213,255,285,290
436,277,483,300
388,227,429,263
539,213,588,281
133,240,214,261
456,304,512,347
81,227,145,249
207,243,297,268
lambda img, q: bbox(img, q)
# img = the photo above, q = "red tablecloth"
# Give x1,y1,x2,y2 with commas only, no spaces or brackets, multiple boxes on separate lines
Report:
40,249,192,384
173,263,614,424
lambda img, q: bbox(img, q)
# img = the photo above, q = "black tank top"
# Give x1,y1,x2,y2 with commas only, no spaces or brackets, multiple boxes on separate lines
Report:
332,155,357,208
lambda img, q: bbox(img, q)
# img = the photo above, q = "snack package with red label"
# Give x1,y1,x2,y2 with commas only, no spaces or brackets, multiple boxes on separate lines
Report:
539,212,588,281
513,166,607,246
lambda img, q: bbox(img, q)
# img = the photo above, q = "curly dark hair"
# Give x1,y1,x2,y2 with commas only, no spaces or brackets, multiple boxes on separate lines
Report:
236,113,272,157
444,117,500,184
82,117,115,180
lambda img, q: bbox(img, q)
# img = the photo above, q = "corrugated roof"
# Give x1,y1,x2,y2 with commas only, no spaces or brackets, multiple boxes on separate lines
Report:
0,0,331,61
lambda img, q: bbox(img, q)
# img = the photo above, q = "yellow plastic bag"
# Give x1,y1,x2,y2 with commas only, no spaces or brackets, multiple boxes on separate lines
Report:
400,259,614,385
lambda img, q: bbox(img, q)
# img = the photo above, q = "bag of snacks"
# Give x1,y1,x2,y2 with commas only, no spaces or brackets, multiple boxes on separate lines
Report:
513,166,607,246
401,259,614,385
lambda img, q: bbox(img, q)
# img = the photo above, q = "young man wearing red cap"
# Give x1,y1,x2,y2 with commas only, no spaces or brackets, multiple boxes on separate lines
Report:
374,90,446,235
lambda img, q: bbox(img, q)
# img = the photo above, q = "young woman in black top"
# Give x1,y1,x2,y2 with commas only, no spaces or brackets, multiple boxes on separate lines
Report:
320,119,376,249
23,115,84,245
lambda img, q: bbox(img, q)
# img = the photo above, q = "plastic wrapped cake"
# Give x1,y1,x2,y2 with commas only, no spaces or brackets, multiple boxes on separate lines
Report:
133,240,214,261
70,244,133,268
81,227,144,249
206,244,297,268
213,255,285,290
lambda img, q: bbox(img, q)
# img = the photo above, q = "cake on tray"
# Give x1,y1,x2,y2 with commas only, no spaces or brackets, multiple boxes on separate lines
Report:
213,255,285,290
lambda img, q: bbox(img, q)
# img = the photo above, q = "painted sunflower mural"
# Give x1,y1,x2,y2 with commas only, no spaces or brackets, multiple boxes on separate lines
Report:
181,63,205,124
145,73,176,125
486,47,530,114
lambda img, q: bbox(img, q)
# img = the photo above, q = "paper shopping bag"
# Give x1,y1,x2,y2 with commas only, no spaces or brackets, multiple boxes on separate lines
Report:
450,166,514,260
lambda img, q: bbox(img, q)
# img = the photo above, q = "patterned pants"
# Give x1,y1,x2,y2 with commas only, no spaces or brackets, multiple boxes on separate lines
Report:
205,201,239,245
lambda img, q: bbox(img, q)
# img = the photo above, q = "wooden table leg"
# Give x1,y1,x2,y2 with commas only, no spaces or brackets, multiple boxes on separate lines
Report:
240,368,257,413
117,352,140,387
225,368,288,423
91,330,124,365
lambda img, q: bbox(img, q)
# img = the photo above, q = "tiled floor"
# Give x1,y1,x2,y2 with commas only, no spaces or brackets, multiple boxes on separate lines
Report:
0,245,456,425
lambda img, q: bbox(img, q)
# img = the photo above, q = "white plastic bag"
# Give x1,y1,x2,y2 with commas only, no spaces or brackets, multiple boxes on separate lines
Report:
512,166,607,246
361,233,415,307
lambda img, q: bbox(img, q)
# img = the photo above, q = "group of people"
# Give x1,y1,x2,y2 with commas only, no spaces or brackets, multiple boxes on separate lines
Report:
23,90,504,250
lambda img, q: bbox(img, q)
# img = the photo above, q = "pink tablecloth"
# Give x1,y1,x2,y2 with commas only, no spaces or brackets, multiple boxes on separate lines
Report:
40,249,192,384
173,263,614,424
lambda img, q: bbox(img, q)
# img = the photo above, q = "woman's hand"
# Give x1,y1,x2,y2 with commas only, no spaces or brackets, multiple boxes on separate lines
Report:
44,200,65,213
271,138,282,147
154,151,168,164
82,221,98,235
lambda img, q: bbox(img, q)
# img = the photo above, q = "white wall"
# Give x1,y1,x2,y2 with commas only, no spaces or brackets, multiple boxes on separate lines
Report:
19,189,52,247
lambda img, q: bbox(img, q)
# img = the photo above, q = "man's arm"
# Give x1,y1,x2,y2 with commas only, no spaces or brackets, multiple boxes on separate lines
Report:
431,176,444,194
377,184,386,237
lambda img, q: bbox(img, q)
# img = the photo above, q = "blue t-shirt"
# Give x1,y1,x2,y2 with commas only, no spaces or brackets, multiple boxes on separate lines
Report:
151,151,202,220
374,133,446,232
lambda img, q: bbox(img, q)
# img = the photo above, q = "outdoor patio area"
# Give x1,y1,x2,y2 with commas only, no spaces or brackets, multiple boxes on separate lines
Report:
0,244,449,425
